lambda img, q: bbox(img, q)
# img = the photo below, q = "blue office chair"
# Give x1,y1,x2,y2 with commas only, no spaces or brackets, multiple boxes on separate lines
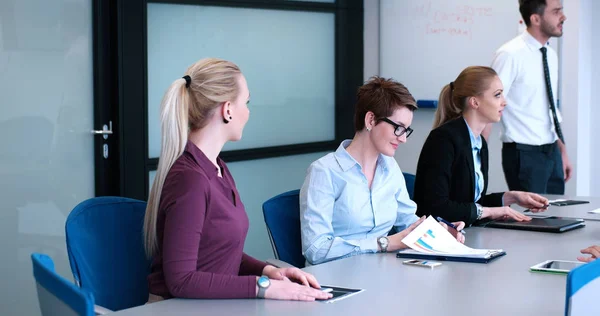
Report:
65,197,151,311
31,253,95,316
402,172,416,200
262,190,305,268
565,259,600,315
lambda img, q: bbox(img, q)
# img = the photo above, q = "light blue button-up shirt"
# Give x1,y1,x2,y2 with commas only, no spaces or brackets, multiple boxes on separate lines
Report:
300,140,418,265
464,119,484,202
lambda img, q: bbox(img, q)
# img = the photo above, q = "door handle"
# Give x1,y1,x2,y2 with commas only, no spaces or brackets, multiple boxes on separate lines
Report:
91,121,113,139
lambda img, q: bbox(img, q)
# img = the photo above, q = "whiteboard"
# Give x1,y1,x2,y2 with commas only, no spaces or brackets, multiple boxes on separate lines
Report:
380,0,523,101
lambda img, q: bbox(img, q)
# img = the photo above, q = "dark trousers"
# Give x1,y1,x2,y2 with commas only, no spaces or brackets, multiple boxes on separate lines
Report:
502,142,565,194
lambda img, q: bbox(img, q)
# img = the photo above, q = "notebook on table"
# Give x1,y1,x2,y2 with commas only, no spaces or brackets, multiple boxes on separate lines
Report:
476,216,585,233
396,248,505,263
396,216,505,264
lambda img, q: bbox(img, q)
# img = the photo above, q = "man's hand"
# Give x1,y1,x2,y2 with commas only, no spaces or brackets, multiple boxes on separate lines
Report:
557,140,573,182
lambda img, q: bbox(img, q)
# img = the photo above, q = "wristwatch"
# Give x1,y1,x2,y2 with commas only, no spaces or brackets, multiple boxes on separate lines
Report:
377,236,389,253
475,203,484,220
256,276,270,299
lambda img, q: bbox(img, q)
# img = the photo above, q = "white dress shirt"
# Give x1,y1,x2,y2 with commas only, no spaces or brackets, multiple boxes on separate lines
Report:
464,118,484,202
491,30,562,146
299,140,418,265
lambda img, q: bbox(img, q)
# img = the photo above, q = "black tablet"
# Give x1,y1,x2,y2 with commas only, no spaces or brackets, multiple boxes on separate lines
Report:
476,217,585,233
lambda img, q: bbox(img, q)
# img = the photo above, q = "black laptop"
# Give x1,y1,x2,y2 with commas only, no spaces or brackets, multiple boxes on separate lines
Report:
476,216,585,233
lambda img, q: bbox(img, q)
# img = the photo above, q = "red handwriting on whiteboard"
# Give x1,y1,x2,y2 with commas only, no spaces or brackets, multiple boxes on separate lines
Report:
425,23,472,40
457,5,493,17
414,1,493,40
434,11,475,24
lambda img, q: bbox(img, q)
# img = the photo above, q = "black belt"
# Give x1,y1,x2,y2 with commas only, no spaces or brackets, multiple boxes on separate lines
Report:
503,142,556,153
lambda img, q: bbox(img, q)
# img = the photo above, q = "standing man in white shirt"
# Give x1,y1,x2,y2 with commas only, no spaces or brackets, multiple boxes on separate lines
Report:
489,0,572,194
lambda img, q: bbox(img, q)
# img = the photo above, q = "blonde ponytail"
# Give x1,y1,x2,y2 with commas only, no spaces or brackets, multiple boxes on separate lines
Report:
144,58,242,257
144,79,189,257
433,66,498,129
433,83,463,129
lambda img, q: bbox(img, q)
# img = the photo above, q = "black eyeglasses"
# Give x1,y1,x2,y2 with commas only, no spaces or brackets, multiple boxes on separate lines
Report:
377,118,414,138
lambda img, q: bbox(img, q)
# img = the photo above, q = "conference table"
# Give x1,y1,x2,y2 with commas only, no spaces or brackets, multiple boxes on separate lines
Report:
112,197,600,316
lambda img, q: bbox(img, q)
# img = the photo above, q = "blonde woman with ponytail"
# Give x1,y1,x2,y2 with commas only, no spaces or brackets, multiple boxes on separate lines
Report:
414,66,548,226
144,58,331,303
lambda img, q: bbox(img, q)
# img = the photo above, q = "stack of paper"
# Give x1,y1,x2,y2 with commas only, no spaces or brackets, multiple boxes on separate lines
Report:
400,216,502,258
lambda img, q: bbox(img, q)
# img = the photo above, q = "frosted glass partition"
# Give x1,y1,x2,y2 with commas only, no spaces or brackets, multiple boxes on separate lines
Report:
0,0,95,315
147,3,335,158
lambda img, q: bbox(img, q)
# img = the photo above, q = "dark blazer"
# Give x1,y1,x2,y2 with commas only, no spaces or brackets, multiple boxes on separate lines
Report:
414,118,504,225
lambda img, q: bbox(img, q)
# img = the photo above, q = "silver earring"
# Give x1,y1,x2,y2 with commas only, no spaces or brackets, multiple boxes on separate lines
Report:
367,127,371,132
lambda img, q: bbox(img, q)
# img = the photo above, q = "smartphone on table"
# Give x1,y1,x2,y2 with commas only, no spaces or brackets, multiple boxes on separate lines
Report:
402,259,442,269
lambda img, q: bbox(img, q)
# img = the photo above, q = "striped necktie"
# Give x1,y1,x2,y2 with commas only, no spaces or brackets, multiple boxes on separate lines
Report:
540,46,565,144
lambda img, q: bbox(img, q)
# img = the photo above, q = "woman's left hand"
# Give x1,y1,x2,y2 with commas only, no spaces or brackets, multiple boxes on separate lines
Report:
262,266,321,288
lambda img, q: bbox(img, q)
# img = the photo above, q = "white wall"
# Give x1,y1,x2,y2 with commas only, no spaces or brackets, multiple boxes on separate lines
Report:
561,0,595,197
588,1,600,196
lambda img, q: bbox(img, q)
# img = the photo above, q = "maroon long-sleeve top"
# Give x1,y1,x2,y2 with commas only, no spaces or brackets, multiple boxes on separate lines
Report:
147,141,267,299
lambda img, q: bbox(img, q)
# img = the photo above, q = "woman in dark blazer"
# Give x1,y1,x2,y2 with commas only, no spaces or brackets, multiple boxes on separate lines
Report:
414,66,548,226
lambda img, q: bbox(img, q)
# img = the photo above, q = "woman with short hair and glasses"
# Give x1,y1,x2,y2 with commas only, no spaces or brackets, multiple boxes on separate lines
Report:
414,66,548,226
299,76,465,265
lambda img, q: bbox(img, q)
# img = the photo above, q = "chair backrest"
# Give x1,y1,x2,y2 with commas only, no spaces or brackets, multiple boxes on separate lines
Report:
65,196,152,311
31,253,95,316
262,190,305,268
403,172,416,200
566,259,600,316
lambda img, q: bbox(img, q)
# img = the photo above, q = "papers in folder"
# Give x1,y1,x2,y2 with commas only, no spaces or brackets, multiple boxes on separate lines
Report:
399,216,503,259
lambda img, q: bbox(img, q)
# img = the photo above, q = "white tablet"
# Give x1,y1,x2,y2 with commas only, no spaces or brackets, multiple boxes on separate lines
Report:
529,260,584,275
